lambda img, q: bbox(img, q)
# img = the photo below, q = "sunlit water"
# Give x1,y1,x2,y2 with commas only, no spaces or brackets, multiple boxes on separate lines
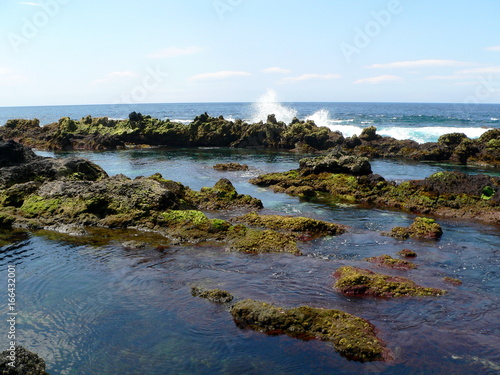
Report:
0,149,499,375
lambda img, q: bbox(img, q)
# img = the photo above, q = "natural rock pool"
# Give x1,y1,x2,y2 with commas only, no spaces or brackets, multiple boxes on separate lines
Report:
1,148,499,374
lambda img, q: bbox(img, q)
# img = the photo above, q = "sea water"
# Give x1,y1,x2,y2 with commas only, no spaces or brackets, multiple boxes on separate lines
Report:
0,98,499,374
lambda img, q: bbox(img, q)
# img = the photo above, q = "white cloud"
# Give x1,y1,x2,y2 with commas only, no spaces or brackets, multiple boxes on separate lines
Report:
189,71,251,81
353,75,403,85
147,46,205,59
367,59,475,69
261,67,292,74
485,46,500,52
457,66,500,75
92,71,137,85
279,73,341,84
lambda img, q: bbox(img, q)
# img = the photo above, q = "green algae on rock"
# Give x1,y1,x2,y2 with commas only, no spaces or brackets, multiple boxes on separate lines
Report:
186,178,263,210
386,217,443,240
232,211,347,237
213,162,249,171
250,156,500,224
191,287,234,303
398,249,417,258
364,254,417,270
229,227,302,255
333,266,446,298
443,277,463,286
0,345,50,375
230,299,390,362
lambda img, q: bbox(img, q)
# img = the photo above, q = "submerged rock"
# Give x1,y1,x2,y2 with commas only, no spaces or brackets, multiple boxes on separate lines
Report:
0,345,49,375
386,217,443,240
398,249,417,258
232,211,347,237
213,163,249,171
229,227,302,255
443,277,463,286
191,287,234,303
333,266,446,298
364,254,417,270
230,299,390,362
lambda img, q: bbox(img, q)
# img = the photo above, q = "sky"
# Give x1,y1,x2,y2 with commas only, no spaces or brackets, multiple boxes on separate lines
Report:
0,0,499,106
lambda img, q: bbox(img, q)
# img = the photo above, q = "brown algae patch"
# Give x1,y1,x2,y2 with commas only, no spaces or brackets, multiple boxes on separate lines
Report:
364,254,417,270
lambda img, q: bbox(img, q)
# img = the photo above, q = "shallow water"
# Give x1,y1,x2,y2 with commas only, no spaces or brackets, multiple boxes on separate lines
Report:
1,149,499,375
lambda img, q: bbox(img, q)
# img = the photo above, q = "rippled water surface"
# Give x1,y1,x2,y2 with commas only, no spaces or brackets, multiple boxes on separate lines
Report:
1,149,499,375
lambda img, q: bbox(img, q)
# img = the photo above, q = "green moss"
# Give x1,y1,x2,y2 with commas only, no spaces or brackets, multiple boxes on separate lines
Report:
334,266,446,298
481,186,495,200
159,210,209,226
364,254,417,270
0,213,15,228
233,212,346,237
229,228,301,255
191,287,234,303
387,217,443,240
20,195,61,218
230,299,390,362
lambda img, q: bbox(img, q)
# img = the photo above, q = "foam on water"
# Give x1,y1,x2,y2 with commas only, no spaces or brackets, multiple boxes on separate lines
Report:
250,89,297,124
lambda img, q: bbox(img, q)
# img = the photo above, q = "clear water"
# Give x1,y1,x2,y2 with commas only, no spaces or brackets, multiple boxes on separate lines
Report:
1,148,499,375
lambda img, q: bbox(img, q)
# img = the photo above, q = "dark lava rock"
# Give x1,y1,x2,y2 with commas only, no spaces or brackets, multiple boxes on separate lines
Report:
191,287,234,303
299,154,372,176
0,345,49,375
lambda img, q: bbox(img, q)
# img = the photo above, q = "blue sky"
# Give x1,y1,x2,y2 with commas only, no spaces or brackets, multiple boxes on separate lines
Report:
0,0,499,106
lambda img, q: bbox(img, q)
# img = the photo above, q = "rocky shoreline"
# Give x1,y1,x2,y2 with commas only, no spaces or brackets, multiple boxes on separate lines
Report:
1,112,499,167
1,136,498,366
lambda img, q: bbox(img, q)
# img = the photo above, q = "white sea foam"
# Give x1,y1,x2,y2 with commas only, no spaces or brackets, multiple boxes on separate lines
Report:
377,126,493,143
305,109,331,127
250,89,297,124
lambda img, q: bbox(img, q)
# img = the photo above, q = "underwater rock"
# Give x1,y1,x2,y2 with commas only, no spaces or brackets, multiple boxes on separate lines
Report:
230,299,390,362
364,254,417,270
443,277,463,286
398,249,417,258
0,345,49,375
386,217,443,240
213,162,249,171
191,287,234,303
333,266,446,298
232,211,347,237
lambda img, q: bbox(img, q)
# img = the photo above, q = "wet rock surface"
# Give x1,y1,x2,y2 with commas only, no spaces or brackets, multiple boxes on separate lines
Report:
230,299,390,362
333,266,446,298
0,346,49,375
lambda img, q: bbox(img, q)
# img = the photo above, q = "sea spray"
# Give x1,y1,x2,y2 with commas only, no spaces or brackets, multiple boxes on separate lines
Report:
251,89,297,124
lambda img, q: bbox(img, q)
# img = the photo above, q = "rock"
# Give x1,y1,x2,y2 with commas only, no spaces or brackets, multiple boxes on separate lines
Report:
0,345,49,375
333,266,446,298
0,140,39,167
230,299,390,362
398,249,417,258
187,178,263,210
442,277,463,286
232,212,347,237
364,254,417,270
359,126,381,142
191,287,234,303
229,228,302,255
213,163,249,171
386,217,443,240
299,154,372,176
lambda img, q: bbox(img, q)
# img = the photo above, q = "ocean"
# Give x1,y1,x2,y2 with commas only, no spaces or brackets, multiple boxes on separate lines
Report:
1,94,499,144
0,98,499,374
